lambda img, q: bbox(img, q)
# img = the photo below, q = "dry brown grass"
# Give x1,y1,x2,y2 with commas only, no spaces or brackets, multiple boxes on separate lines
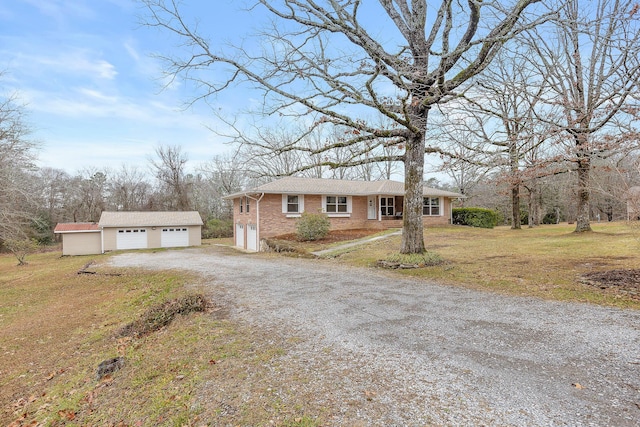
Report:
333,222,640,308
0,249,324,427
3,223,637,425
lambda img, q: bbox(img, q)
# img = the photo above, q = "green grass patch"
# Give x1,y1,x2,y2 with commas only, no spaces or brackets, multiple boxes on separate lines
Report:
385,251,444,267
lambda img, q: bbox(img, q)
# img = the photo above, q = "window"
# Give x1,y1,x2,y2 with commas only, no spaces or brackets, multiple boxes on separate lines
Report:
423,197,440,216
246,197,250,213
326,196,348,213
381,197,395,216
282,194,304,214
239,197,244,213
287,195,299,213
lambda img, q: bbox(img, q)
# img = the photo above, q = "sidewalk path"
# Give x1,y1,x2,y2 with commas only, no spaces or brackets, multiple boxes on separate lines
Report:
311,229,402,256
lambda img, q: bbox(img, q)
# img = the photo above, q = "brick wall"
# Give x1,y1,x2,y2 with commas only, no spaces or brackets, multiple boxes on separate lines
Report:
230,193,456,249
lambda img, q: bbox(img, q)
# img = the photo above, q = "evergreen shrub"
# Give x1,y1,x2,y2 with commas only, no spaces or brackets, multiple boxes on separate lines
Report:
452,207,499,229
296,212,330,241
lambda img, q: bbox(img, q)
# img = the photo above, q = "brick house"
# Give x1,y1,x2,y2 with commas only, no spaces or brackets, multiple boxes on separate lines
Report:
224,176,464,251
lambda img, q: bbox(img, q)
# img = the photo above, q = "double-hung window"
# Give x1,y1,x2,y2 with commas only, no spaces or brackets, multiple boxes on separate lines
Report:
283,194,303,214
287,195,299,213
326,196,348,213
423,197,440,216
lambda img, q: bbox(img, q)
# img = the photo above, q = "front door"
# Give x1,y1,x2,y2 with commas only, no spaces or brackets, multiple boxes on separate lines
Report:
367,196,377,220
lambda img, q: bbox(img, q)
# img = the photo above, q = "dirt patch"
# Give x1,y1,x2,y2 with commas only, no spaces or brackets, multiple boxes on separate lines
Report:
274,228,383,243
580,269,640,300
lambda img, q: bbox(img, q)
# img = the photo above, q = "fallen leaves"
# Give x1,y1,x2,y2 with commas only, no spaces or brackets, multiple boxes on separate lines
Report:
45,368,65,381
57,409,76,420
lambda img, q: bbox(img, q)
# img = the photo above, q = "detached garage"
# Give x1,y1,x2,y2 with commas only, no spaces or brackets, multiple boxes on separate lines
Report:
100,211,203,252
55,211,203,255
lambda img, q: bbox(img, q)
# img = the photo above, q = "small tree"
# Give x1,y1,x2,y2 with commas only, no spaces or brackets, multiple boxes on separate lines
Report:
4,238,39,266
296,212,330,241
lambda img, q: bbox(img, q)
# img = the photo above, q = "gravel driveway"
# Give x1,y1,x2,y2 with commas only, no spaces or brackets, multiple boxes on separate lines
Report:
109,246,640,426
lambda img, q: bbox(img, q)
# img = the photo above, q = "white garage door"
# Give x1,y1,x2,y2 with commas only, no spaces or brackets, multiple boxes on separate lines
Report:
161,227,189,247
235,223,244,248
116,229,148,250
247,224,257,251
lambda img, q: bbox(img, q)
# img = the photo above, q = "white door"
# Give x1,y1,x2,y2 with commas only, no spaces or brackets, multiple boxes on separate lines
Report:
161,227,189,247
367,196,377,220
247,224,257,251
116,229,148,250
235,223,245,248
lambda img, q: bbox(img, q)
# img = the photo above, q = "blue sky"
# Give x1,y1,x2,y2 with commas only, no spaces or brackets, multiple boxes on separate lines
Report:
0,0,250,174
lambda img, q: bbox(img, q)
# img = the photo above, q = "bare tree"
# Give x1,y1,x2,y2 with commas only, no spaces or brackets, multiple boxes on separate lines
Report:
526,0,640,232
141,0,543,253
0,86,39,244
149,145,192,210
62,168,108,222
433,48,556,228
196,153,248,219
107,165,153,211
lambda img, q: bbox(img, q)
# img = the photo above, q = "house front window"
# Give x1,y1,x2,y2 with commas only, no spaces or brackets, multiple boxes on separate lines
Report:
326,196,348,213
423,197,440,216
381,197,394,216
287,195,300,213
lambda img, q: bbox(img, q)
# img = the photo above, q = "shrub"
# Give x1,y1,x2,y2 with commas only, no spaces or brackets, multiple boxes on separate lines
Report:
296,212,330,241
452,207,499,229
203,218,233,238
3,238,40,266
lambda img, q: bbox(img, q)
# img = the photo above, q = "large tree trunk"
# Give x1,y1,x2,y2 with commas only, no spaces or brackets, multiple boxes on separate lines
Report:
527,185,537,228
401,133,426,254
511,185,521,229
575,156,592,232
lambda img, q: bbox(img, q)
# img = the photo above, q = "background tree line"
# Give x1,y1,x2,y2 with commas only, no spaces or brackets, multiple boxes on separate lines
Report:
2,0,639,253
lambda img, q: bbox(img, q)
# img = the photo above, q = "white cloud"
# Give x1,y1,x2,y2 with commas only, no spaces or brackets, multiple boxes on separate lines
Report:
22,0,95,23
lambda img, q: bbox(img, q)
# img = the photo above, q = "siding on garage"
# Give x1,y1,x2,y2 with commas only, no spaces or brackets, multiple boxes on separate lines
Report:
60,231,102,256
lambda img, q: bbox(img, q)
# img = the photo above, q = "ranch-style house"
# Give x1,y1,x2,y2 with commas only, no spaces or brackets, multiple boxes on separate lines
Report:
225,176,463,251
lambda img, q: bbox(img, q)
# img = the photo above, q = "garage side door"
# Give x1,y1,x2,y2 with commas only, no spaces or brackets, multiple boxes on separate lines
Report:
247,224,257,251
161,227,189,247
235,224,244,248
116,229,148,250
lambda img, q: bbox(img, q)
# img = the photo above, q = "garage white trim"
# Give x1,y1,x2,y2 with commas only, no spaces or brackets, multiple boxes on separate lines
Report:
161,227,189,247
235,223,245,248
247,224,257,251
116,228,148,250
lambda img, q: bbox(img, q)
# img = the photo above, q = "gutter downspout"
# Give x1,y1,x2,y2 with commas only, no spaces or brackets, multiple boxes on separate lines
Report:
100,227,105,254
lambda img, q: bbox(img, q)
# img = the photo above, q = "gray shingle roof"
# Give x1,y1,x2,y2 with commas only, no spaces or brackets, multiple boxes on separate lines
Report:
225,176,464,198
98,211,203,227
